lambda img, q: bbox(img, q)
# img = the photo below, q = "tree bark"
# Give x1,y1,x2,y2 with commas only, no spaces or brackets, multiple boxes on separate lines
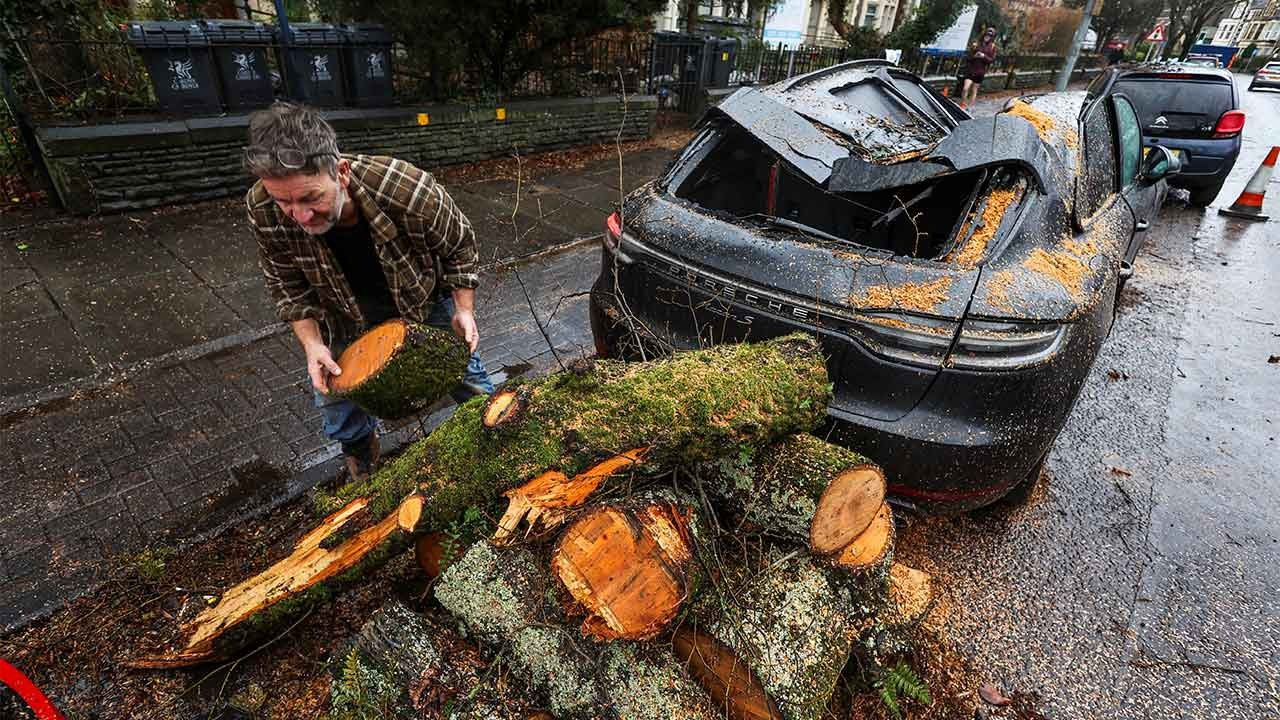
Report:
551,489,705,641
436,541,723,720
700,433,885,558
330,319,470,420
681,545,895,720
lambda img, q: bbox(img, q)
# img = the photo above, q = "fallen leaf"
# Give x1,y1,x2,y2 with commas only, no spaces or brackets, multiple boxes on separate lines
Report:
15,242,28,251
1269,355,1279,364
1106,369,1128,381
979,682,1012,706
1109,466,1132,477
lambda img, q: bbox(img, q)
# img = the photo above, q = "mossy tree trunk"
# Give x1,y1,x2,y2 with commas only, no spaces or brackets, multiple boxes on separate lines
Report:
700,433,886,558
132,336,829,669
681,546,895,720
436,541,722,720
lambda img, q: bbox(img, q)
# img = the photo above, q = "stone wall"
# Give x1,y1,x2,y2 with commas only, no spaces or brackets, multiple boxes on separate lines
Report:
37,95,658,215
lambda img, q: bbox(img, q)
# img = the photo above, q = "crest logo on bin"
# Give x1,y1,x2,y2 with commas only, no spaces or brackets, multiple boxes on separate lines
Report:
312,54,332,81
168,59,198,90
233,52,261,81
367,51,385,79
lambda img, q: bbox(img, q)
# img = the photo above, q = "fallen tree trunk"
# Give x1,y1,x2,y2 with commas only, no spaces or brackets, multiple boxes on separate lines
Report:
436,541,722,720
681,544,895,720
329,599,534,720
133,335,829,668
702,433,886,558
551,489,705,641
330,319,470,420
323,333,830,528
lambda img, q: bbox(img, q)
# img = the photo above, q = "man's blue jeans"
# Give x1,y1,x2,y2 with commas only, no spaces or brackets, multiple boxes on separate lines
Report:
313,297,494,447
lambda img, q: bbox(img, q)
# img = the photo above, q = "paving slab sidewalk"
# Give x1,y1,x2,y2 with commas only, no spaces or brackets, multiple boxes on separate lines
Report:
0,146,677,632
0,146,675,403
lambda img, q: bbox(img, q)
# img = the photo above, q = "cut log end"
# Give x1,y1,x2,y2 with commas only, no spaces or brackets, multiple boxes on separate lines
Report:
671,625,783,720
396,492,425,534
482,388,522,428
552,501,694,641
809,465,887,556
834,501,894,571
330,319,407,394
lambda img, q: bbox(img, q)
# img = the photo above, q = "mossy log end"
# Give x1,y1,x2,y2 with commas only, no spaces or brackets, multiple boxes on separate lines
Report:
703,433,885,557
436,541,721,719
322,333,831,531
330,319,469,420
688,547,893,720
551,489,704,641
127,497,415,668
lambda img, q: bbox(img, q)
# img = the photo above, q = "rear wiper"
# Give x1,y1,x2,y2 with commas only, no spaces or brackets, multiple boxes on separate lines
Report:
752,215,851,246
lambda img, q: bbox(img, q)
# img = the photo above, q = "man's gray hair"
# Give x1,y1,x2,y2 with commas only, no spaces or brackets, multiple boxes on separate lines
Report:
245,101,340,178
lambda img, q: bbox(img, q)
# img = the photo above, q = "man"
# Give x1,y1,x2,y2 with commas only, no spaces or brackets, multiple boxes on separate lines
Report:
961,27,998,109
244,101,493,483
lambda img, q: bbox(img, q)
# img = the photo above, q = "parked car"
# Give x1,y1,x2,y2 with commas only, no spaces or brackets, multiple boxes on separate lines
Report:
589,60,1179,512
1250,61,1280,91
1087,64,1243,206
1182,54,1223,68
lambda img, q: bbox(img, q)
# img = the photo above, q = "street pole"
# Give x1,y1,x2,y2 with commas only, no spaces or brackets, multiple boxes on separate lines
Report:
1054,0,1097,91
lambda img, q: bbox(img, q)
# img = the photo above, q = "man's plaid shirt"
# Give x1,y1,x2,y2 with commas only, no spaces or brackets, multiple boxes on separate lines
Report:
248,154,479,346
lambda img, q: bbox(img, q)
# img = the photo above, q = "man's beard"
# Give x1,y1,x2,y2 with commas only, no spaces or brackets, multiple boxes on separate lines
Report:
301,179,345,235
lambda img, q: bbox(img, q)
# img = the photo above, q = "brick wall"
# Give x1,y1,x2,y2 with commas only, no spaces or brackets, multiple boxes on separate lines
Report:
36,95,658,215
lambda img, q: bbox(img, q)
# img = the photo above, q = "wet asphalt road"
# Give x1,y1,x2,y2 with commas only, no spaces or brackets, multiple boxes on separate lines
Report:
898,76,1279,718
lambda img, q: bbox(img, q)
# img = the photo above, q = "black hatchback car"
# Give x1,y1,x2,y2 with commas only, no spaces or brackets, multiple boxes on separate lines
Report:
1087,64,1243,206
589,61,1179,511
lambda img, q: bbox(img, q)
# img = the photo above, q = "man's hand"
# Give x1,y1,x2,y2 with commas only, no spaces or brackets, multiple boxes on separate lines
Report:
452,308,479,353
305,343,342,393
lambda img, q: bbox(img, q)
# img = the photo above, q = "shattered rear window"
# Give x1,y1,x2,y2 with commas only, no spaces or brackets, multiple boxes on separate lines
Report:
674,121,990,260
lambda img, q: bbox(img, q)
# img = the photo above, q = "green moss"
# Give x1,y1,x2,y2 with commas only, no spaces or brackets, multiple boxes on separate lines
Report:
327,334,830,537
335,322,470,420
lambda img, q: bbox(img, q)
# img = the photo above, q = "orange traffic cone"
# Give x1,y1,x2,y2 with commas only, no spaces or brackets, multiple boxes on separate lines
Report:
1218,146,1278,221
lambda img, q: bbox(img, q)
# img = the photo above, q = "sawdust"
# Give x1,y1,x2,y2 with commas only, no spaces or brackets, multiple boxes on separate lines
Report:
862,315,952,336
1007,100,1077,149
948,185,1022,268
851,277,953,313
1025,247,1089,299
985,269,1016,313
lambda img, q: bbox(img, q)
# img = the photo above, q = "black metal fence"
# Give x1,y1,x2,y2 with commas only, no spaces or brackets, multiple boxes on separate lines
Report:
4,26,1103,126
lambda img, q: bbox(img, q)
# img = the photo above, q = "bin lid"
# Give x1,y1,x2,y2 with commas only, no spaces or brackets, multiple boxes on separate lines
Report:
124,20,210,48
275,22,344,45
201,19,272,44
338,23,393,44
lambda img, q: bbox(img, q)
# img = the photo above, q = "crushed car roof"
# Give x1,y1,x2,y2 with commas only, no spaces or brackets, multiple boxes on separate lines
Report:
708,60,1051,188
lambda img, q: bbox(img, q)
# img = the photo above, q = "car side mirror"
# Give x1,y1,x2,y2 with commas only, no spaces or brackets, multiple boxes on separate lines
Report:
1139,145,1181,185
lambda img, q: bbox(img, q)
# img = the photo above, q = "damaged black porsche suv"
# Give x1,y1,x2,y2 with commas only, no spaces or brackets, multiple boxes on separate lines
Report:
589,60,1180,511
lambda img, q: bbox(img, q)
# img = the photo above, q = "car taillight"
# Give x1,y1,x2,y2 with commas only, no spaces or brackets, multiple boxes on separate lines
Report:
947,318,1065,370
851,313,958,367
1213,110,1245,138
603,211,633,264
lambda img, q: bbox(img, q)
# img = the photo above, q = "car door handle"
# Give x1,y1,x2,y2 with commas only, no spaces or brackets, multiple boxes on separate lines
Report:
1135,220,1150,232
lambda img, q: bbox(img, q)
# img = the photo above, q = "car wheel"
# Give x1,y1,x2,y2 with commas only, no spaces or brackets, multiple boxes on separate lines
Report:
1190,182,1224,207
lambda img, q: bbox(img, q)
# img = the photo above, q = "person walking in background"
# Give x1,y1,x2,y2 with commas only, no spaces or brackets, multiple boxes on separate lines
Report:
962,27,999,109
